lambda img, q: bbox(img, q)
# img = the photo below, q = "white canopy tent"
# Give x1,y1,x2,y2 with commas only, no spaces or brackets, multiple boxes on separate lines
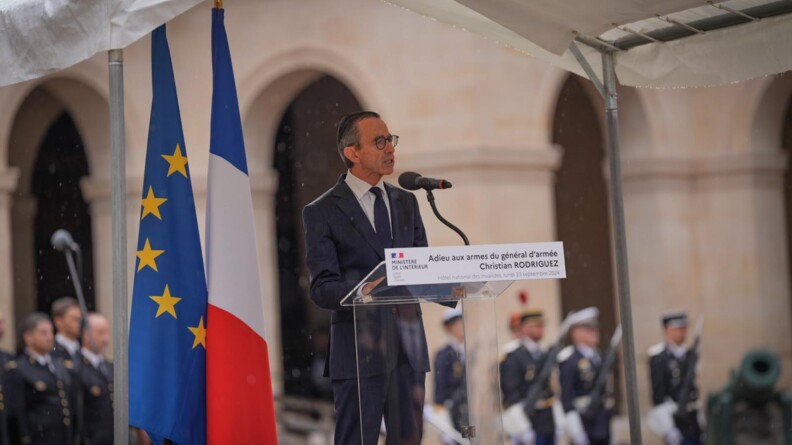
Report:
2,1,792,443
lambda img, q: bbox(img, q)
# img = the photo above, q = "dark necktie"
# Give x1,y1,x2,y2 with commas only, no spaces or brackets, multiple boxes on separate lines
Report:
370,187,392,249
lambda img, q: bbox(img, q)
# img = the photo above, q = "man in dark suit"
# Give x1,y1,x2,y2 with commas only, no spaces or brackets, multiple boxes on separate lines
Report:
647,311,702,445
433,307,467,444
3,313,76,445
303,111,430,445
500,309,555,445
558,307,613,445
80,313,113,445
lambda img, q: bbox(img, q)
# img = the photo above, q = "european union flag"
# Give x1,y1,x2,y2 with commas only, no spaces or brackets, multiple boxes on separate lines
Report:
129,24,207,445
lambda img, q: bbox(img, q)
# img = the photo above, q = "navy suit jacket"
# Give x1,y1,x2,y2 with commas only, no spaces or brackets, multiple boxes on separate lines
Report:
303,174,430,380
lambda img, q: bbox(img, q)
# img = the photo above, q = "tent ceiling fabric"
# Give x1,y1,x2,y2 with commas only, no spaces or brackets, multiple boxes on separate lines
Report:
0,0,202,87
387,0,792,88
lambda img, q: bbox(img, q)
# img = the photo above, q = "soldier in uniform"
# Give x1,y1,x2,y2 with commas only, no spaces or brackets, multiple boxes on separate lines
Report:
80,313,113,445
0,378,8,445
647,311,702,445
433,307,467,445
500,309,555,445
51,297,83,364
0,311,13,371
3,312,76,445
558,307,613,445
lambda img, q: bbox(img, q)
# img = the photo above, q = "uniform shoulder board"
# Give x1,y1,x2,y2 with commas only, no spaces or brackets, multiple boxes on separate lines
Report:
648,343,666,357
4,360,16,370
501,339,520,355
556,345,574,363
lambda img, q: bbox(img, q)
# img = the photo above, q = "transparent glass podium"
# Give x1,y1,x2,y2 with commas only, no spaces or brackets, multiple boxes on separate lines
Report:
340,261,514,445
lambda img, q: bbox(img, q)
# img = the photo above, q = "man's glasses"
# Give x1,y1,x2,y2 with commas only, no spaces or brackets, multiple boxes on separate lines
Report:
373,134,399,150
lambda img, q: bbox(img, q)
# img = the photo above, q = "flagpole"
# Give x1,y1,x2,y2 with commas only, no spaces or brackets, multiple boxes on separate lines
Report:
108,48,130,445
214,0,222,9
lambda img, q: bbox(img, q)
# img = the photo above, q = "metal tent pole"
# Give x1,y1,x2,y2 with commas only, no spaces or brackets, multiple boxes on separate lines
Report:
108,48,130,445
601,50,643,445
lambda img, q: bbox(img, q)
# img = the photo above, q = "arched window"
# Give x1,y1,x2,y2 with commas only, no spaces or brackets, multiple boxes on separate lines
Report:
273,75,362,397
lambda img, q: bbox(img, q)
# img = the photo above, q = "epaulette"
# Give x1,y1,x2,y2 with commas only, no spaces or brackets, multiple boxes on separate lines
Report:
556,345,574,363
4,360,16,371
648,342,666,357
501,339,520,355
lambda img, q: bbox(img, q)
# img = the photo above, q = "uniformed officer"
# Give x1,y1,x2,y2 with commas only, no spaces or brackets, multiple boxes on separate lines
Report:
0,311,12,369
557,307,612,445
647,311,702,445
500,309,555,445
80,313,113,445
433,307,467,445
50,297,83,365
3,312,76,445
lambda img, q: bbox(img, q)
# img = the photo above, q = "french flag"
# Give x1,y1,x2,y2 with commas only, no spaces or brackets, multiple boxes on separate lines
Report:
206,8,277,444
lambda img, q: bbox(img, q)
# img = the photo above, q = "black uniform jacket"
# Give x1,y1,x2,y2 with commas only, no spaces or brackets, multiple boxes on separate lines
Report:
648,342,701,439
3,352,76,445
500,342,555,436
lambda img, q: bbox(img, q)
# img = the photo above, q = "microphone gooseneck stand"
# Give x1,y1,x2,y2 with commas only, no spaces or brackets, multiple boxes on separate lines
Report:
55,238,93,445
425,189,469,246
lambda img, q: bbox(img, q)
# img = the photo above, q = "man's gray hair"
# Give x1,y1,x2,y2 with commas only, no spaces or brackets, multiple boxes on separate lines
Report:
336,111,380,168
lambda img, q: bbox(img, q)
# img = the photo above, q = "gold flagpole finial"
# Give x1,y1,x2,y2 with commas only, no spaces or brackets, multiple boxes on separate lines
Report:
214,0,223,9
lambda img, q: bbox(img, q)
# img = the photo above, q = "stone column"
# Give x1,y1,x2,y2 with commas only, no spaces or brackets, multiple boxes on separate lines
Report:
0,168,19,351
249,170,284,396
399,145,564,398
621,150,792,417
81,176,143,357
694,151,792,388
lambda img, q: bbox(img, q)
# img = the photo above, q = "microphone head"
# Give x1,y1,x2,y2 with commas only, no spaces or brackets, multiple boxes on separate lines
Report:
51,229,75,252
398,171,422,191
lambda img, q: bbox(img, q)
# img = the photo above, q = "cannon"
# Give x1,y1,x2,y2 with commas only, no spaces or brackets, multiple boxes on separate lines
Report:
706,349,792,445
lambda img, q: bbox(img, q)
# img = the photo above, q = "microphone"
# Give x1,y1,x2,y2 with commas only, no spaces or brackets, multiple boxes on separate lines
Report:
398,171,453,191
51,229,79,252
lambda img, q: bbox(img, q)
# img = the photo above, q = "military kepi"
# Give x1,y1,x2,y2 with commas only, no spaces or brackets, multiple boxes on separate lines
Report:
661,311,688,328
443,307,463,325
568,306,599,327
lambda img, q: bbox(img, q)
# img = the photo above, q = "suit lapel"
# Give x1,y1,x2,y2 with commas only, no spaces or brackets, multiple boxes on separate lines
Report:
333,177,385,259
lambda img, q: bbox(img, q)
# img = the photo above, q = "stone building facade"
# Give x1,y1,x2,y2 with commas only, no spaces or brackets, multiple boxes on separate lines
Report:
0,0,790,442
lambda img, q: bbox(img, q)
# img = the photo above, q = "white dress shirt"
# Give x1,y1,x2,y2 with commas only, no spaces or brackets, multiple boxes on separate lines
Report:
345,171,392,232
56,333,80,357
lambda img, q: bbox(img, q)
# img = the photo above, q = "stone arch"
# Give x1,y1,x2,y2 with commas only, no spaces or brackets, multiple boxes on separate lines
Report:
236,48,383,396
239,46,389,174
3,75,108,339
750,72,792,153
535,67,651,156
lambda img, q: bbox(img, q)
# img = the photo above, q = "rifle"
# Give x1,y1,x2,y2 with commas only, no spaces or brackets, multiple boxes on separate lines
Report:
521,313,575,417
675,316,704,415
578,325,622,420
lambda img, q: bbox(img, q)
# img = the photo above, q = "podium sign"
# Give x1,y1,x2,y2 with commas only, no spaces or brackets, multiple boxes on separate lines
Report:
385,242,566,286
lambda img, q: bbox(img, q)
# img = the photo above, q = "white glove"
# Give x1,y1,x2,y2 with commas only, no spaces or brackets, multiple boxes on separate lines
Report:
512,429,536,445
647,401,678,438
502,403,533,437
664,427,683,445
565,410,589,445
436,407,454,431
